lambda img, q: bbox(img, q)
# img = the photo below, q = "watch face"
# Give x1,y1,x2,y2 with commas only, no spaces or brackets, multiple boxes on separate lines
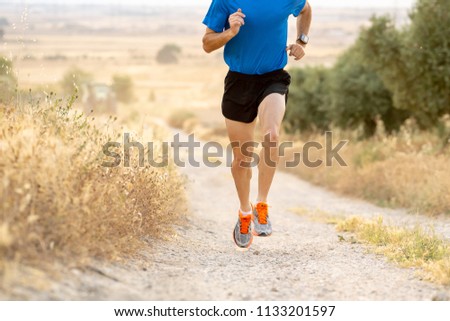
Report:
301,34,309,43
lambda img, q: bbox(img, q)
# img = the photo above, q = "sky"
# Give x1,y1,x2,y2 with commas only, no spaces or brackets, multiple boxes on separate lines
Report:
7,0,417,8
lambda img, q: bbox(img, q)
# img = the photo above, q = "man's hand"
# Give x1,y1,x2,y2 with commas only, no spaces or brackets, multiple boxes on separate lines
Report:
229,9,246,36
286,43,306,61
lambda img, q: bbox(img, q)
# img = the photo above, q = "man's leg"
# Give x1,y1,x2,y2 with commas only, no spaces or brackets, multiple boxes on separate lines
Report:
257,93,286,203
225,118,256,213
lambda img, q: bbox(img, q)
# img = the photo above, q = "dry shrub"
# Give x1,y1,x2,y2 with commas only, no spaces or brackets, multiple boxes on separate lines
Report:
350,154,450,214
0,95,185,276
280,126,450,216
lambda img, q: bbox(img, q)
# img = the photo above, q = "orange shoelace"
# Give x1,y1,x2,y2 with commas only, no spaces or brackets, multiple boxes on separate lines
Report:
256,202,269,224
239,213,252,234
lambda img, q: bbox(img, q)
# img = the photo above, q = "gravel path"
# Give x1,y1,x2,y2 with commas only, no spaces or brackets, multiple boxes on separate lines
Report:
3,132,450,300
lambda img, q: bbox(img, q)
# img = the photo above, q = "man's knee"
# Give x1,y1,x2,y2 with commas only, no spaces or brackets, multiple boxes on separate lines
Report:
263,128,281,152
232,154,254,171
263,127,280,144
261,128,281,164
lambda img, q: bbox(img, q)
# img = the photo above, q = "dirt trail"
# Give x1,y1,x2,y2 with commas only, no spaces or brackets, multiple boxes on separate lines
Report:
4,131,450,300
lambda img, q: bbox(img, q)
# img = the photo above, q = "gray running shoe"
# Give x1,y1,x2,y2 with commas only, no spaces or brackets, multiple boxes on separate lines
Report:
252,202,272,237
233,212,253,248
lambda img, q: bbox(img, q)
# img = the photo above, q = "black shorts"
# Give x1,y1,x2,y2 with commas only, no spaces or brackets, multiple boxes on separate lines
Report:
221,69,291,123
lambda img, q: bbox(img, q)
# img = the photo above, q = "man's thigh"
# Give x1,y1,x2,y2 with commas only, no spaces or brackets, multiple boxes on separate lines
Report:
225,118,256,158
258,93,286,134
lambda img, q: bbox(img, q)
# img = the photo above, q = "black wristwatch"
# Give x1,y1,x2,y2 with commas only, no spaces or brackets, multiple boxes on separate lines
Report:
297,34,309,45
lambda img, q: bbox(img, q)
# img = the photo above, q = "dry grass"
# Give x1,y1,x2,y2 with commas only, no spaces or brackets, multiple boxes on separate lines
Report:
0,95,186,283
336,216,450,285
293,208,450,285
281,124,450,216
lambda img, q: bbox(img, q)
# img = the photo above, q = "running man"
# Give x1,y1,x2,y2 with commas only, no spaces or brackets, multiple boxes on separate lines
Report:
202,0,312,248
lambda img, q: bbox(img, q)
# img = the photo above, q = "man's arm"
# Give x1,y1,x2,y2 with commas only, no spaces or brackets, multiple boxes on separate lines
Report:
202,9,245,53
287,1,312,61
296,1,312,45
202,28,237,53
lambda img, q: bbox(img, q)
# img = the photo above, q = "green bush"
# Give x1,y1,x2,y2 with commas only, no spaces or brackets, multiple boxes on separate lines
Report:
286,49,408,138
285,0,448,138
60,67,92,97
0,57,17,104
156,44,182,65
328,48,409,138
285,67,330,133
112,74,134,103
357,0,450,129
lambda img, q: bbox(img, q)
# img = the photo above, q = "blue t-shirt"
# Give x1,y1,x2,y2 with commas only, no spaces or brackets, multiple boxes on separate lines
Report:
203,0,306,75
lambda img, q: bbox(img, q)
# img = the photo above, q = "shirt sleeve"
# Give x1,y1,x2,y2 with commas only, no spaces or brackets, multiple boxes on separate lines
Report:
292,0,307,17
202,0,229,33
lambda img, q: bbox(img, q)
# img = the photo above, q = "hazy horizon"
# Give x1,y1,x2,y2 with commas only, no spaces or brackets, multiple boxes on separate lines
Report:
5,0,416,8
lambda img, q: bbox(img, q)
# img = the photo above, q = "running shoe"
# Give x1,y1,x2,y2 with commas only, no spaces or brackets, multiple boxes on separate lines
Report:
252,202,272,237
233,211,253,248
